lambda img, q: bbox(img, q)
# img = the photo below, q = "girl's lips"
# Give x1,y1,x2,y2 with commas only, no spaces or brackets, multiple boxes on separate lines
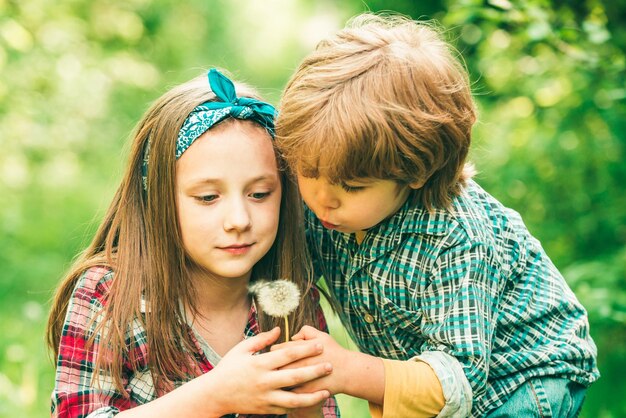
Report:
320,220,339,230
220,244,253,255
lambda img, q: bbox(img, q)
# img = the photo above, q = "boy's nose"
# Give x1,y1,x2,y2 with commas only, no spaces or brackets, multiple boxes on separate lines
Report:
316,184,340,210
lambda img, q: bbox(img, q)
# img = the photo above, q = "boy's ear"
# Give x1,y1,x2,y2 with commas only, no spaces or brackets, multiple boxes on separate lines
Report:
409,179,426,189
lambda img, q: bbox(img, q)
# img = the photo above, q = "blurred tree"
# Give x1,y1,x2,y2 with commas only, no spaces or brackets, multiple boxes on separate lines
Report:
0,0,624,416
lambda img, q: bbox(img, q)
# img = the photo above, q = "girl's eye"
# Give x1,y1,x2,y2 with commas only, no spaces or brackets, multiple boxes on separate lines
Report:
198,195,218,203
250,192,270,200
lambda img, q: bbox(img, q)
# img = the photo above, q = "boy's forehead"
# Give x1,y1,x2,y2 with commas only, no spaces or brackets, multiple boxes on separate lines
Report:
291,132,396,182
297,164,376,185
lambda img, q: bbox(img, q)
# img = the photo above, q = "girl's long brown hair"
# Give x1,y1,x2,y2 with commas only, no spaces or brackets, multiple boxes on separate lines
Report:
46,70,318,394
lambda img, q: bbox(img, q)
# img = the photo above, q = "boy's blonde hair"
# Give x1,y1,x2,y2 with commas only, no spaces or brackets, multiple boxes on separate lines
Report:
276,13,476,210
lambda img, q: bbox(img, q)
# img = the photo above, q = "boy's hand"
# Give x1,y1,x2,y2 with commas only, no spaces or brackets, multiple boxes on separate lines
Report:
271,325,349,396
273,325,386,405
208,327,332,416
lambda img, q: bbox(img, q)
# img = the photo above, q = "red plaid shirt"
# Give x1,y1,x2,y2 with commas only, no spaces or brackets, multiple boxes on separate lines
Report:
51,266,339,418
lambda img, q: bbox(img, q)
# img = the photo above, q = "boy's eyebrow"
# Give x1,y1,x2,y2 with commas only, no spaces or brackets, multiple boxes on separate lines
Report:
339,178,376,185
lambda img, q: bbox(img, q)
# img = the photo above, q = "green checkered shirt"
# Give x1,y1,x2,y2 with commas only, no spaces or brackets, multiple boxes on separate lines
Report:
305,180,599,417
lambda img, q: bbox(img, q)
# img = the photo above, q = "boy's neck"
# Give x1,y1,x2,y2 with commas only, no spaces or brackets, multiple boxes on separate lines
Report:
355,230,366,245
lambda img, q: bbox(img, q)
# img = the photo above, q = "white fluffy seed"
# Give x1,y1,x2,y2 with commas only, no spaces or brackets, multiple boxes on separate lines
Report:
249,279,301,317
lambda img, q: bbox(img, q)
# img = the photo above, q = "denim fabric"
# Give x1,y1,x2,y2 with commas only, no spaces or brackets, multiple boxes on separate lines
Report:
485,377,587,418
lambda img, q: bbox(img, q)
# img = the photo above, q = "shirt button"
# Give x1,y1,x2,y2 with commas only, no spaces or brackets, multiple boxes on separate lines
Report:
364,313,375,324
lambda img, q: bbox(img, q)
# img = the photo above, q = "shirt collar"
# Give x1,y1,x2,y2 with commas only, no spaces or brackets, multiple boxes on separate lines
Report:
367,193,450,238
139,293,259,339
306,195,451,266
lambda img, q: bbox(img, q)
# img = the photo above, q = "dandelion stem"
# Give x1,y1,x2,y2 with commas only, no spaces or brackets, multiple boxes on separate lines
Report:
284,315,290,342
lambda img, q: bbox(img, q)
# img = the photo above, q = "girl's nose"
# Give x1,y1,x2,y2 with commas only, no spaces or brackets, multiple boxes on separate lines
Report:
223,198,252,232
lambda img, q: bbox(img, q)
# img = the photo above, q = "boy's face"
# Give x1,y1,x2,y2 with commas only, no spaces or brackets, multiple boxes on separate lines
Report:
297,174,412,234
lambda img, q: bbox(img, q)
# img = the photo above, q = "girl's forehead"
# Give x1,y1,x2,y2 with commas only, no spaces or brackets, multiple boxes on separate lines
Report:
176,122,278,184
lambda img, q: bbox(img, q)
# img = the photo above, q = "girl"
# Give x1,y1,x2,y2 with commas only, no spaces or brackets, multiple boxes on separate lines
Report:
46,68,338,418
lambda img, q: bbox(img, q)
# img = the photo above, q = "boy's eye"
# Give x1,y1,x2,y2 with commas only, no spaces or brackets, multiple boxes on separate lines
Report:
340,183,365,193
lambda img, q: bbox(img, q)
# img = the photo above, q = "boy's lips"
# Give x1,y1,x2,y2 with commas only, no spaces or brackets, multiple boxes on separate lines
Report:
320,220,339,229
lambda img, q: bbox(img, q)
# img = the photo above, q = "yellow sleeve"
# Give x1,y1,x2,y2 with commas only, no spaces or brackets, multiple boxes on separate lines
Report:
368,358,445,418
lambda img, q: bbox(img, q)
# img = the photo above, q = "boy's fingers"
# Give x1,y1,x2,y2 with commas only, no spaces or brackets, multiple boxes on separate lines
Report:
291,325,320,341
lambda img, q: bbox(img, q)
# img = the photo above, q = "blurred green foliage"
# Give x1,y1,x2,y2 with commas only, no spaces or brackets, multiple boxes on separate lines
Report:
0,0,623,416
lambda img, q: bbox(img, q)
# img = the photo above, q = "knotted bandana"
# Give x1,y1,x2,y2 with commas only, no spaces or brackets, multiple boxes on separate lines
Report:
176,68,277,157
142,68,277,189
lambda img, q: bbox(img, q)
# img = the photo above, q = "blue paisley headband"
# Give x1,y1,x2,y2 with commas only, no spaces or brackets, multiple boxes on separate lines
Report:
142,68,277,190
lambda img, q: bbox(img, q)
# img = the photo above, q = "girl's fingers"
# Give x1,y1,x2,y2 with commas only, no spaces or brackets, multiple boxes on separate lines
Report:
261,340,323,369
272,362,333,389
270,339,308,352
245,389,329,417
236,327,281,354
269,389,331,410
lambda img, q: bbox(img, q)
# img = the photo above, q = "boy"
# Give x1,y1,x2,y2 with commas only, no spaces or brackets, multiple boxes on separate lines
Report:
274,13,599,417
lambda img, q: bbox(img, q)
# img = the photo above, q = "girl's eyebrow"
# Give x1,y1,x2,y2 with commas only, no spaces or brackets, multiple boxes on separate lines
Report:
246,174,279,184
189,174,279,187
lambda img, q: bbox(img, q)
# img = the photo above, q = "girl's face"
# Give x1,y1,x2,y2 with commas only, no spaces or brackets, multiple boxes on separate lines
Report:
176,121,281,282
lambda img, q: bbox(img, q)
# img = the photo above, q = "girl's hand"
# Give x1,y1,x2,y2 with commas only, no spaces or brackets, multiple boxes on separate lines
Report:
206,327,333,416
271,326,349,396
274,325,385,406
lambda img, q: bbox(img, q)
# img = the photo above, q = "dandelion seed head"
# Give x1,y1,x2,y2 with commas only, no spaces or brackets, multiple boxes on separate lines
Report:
249,279,301,317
